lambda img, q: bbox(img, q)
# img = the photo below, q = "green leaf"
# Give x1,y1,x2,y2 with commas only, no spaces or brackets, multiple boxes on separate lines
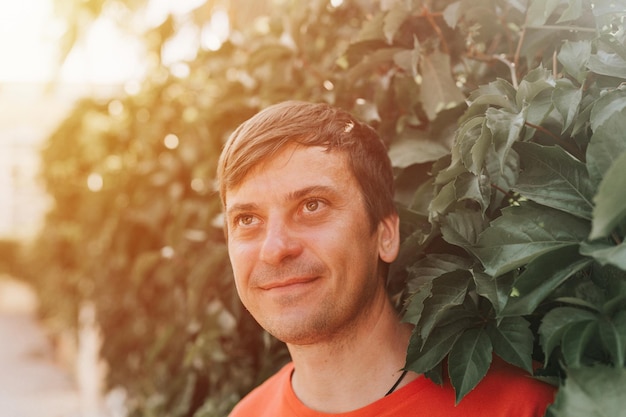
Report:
484,143,520,210
587,115,626,187
561,320,597,367
589,88,626,133
437,116,482,184
553,296,601,312
448,328,493,403
408,178,436,215
590,151,626,239
502,245,592,317
513,142,594,220
404,254,472,324
424,361,444,386
580,240,626,269
571,95,595,138
406,254,473,292
515,66,555,110
419,49,466,121
430,180,458,217
453,172,490,213
473,270,516,315
472,202,591,276
588,50,626,78
403,282,433,325
395,163,433,212
418,271,471,341
550,365,626,417
555,0,584,23
557,41,591,83
526,0,562,26
346,47,404,81
604,292,626,317
384,3,409,44
441,209,488,248
539,306,598,363
461,117,491,175
524,88,555,133
591,0,626,16
405,317,472,374
527,0,583,26
587,89,626,185
393,38,420,78
552,80,583,133
485,108,525,172
598,311,626,366
466,79,517,112
487,317,533,372
388,137,450,168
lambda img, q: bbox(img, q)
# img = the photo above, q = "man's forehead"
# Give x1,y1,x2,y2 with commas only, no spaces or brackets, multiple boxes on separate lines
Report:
223,145,352,207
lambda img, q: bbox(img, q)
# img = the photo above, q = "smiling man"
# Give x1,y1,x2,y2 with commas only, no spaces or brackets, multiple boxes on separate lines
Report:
217,101,555,416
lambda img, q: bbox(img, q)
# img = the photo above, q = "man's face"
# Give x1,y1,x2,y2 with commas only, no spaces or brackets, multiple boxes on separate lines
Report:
224,144,398,345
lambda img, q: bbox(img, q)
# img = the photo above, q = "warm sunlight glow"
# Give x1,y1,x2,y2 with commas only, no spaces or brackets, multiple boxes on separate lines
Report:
87,173,104,192
60,17,146,84
0,0,59,82
0,0,220,239
164,134,180,150
201,8,230,51
0,0,148,85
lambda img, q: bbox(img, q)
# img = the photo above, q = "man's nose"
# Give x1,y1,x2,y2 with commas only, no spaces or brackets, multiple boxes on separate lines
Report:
259,219,303,265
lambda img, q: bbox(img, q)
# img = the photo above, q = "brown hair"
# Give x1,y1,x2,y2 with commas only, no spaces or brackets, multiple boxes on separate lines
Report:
217,101,396,231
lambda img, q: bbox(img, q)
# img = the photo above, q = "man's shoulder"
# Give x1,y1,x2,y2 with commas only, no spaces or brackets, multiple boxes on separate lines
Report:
389,357,556,417
477,357,556,394
228,363,294,417
451,357,557,416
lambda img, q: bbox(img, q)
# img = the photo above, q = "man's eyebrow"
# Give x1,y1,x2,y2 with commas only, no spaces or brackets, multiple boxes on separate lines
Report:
287,185,338,201
226,202,259,216
227,185,338,214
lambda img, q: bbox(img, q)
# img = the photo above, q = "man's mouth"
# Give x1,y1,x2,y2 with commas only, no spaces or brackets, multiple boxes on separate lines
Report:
259,276,319,291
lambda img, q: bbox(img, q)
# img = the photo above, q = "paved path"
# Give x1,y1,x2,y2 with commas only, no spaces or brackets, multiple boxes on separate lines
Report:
0,276,81,417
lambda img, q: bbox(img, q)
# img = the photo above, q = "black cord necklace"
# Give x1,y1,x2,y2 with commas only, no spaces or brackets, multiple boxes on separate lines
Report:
384,370,409,396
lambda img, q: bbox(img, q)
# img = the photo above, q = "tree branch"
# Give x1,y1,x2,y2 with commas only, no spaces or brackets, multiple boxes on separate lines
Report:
422,6,450,54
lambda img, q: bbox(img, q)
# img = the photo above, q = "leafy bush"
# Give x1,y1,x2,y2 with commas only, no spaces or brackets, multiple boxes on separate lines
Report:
396,3,626,408
28,0,626,416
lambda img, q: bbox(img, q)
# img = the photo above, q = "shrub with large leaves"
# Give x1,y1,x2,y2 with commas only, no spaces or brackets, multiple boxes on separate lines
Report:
396,0,626,408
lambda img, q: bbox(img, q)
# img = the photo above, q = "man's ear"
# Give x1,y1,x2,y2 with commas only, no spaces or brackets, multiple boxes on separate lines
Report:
378,213,400,263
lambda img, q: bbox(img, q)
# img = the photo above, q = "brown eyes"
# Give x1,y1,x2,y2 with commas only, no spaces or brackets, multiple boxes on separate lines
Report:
233,199,325,228
236,214,257,227
304,199,320,212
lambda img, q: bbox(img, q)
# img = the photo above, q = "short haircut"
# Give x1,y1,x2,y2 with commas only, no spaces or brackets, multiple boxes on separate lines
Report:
217,101,396,231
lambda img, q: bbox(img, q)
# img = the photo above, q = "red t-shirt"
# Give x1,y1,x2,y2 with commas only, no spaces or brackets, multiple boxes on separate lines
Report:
229,359,555,417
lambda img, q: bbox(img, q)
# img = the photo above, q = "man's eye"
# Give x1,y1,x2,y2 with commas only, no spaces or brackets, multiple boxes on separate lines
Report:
304,199,321,212
236,215,256,226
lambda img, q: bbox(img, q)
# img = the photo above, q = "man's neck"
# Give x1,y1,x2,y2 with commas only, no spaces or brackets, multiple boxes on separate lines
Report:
286,296,416,413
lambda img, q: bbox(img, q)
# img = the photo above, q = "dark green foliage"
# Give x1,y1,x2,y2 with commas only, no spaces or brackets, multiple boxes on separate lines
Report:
27,0,626,415
400,0,626,412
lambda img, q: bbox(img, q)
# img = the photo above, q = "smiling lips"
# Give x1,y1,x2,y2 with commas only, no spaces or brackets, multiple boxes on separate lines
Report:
259,276,319,291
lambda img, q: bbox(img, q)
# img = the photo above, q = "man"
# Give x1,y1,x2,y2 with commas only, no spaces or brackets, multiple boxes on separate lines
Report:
217,101,555,416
